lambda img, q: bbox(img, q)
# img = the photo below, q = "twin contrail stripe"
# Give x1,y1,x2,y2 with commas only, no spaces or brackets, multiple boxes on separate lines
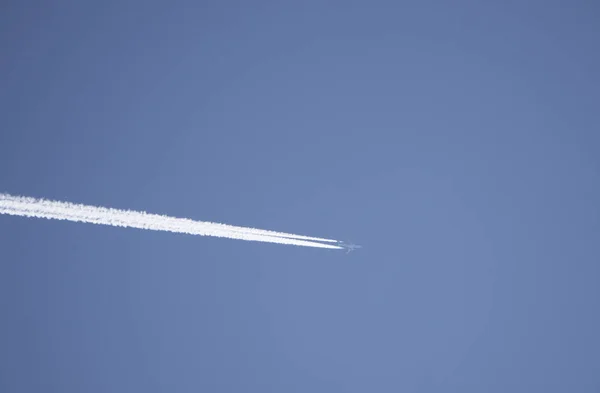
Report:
0,193,341,250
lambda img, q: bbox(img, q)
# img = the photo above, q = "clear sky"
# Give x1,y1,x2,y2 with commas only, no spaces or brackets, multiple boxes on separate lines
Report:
1,1,599,391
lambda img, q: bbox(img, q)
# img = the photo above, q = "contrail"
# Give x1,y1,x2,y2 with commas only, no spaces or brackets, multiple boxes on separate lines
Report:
0,193,342,249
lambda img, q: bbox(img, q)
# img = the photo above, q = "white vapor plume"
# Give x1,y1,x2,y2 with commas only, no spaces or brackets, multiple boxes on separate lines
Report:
0,193,342,250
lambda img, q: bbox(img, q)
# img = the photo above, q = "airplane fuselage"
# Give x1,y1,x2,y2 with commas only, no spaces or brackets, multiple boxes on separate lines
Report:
337,241,362,253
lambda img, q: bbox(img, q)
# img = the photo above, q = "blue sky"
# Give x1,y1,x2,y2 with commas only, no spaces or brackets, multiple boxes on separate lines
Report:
1,1,599,391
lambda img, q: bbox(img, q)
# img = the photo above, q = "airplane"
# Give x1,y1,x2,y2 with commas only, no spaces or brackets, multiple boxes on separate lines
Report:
337,241,362,254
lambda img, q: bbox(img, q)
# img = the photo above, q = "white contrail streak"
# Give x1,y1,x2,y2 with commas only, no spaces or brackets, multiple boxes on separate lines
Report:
0,193,342,249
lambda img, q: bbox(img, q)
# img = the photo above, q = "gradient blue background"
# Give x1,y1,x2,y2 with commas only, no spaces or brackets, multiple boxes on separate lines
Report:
1,1,599,391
